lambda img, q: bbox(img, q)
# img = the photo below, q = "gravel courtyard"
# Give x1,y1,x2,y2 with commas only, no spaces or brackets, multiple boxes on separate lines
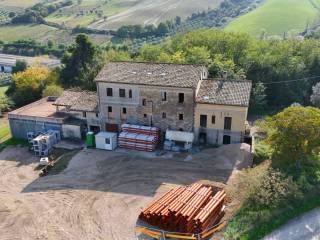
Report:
0,144,252,240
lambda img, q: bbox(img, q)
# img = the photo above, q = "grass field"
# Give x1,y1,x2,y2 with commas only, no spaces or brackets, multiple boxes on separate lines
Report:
225,0,320,37
0,0,41,10
0,24,74,44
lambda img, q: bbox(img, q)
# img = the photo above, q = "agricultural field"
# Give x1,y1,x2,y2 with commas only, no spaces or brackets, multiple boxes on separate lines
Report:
0,24,74,44
46,0,222,30
0,0,40,12
225,0,320,37
0,9,10,24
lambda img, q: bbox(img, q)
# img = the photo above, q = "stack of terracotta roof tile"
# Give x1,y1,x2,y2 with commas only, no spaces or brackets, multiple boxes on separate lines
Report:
119,124,160,152
139,183,226,234
121,124,160,141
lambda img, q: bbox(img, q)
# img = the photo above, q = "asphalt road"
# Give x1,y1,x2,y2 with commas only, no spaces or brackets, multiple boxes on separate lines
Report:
264,208,320,240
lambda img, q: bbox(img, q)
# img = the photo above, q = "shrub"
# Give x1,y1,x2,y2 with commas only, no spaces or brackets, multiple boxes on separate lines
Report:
227,164,301,209
42,84,63,97
253,141,271,164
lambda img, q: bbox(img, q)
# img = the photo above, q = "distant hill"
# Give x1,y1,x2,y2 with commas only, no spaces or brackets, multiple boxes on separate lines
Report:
45,0,222,30
225,0,320,37
0,0,223,44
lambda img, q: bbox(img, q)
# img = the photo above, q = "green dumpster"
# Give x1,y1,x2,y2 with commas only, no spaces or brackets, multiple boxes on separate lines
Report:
86,132,95,148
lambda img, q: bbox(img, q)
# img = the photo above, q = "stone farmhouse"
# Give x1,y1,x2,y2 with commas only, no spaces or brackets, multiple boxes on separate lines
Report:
8,61,252,145
95,62,251,145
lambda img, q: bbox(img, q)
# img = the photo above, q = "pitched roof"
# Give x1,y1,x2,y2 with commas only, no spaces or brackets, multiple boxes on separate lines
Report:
196,79,252,107
95,61,206,88
54,90,98,112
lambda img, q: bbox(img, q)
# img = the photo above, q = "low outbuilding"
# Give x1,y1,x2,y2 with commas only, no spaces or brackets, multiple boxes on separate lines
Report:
95,132,118,151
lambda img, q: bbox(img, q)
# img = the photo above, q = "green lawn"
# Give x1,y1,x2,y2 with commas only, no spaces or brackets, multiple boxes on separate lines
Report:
225,0,320,37
0,125,11,143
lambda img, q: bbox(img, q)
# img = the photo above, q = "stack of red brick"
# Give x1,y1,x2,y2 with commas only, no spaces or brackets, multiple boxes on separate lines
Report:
119,124,160,152
139,183,226,234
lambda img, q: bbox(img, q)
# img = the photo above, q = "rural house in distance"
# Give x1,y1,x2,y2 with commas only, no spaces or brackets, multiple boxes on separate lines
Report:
8,61,252,145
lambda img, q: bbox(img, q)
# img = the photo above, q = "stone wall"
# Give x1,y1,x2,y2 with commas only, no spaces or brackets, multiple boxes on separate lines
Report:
96,82,195,133
136,85,194,132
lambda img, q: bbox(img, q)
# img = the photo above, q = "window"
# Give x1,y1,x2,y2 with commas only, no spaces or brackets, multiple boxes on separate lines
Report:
224,117,232,130
142,99,147,106
129,89,132,98
161,91,167,101
122,107,127,114
83,112,87,118
95,113,99,118
144,114,147,118
200,115,207,127
162,112,166,119
105,138,110,144
179,113,184,120
106,88,113,96
119,89,126,97
178,93,184,103
212,115,216,124
108,106,112,113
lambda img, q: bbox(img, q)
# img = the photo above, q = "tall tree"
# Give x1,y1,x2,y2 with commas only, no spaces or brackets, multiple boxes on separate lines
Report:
9,66,52,106
266,107,320,168
250,82,267,113
60,34,101,90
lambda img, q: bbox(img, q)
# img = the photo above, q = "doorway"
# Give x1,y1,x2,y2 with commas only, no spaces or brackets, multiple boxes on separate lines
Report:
199,132,207,144
223,135,231,144
105,123,119,132
90,125,100,134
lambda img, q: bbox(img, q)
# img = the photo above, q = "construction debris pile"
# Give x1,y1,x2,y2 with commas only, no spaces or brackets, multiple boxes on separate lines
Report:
119,124,160,152
139,183,226,234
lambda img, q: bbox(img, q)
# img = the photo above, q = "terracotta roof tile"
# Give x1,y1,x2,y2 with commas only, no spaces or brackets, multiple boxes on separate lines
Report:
54,89,98,112
95,61,205,88
196,79,252,107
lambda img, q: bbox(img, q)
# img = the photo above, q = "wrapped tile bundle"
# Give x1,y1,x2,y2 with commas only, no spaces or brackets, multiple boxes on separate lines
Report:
119,124,160,152
138,183,226,234
121,124,160,143
118,132,158,152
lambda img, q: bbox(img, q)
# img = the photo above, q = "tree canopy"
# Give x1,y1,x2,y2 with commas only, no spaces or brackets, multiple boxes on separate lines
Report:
60,34,103,90
265,107,320,168
9,66,54,106
121,29,320,111
12,60,27,74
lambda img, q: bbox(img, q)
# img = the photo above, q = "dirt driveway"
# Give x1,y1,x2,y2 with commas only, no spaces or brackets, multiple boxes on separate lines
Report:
0,144,251,240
